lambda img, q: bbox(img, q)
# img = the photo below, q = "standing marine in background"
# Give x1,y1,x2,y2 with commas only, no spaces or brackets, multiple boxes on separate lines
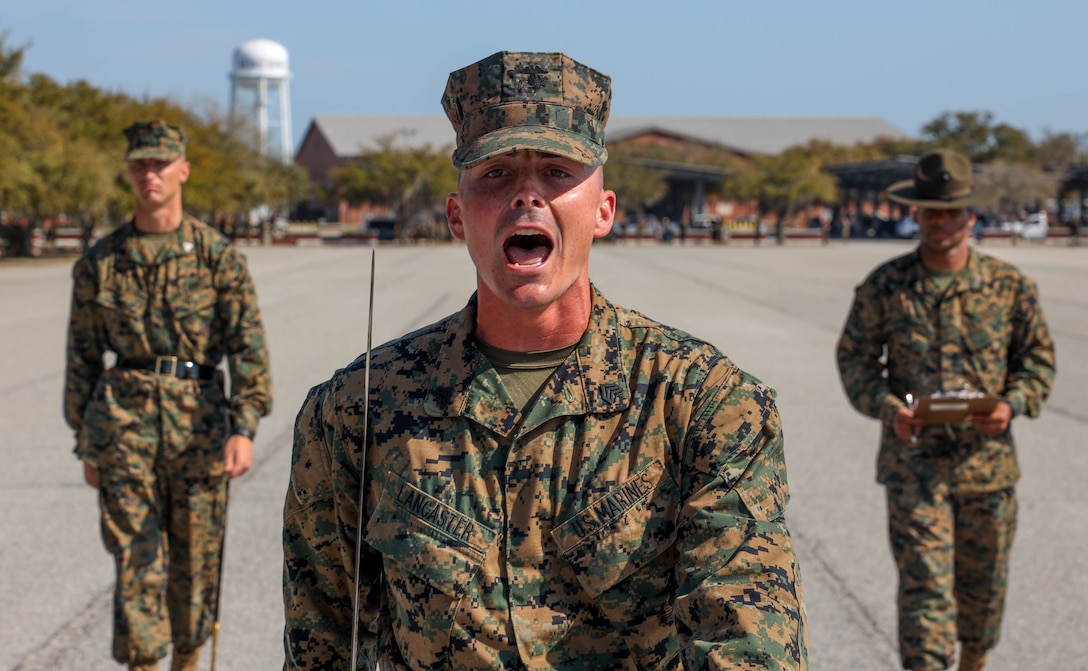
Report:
836,149,1055,671
64,120,273,671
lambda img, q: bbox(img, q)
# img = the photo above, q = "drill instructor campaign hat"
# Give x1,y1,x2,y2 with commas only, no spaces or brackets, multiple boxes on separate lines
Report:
441,51,611,169
123,120,187,162
886,148,995,209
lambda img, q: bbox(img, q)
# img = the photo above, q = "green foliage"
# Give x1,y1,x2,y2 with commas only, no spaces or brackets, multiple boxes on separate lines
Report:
0,34,312,229
672,111,1081,221
1035,130,1087,171
604,145,672,215
331,131,457,238
917,111,1081,166
725,146,837,228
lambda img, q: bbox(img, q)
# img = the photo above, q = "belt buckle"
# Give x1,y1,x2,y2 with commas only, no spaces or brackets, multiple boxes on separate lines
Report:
154,355,179,376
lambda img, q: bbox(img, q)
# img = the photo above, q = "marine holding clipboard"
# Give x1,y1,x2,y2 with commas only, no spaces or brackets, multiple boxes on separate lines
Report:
835,149,1056,671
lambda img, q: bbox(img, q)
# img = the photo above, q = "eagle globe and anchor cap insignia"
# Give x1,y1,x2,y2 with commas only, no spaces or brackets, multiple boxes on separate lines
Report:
442,51,612,169
512,63,550,96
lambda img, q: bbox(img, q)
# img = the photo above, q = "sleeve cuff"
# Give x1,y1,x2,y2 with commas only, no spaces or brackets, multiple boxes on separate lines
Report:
231,405,261,437
879,394,904,426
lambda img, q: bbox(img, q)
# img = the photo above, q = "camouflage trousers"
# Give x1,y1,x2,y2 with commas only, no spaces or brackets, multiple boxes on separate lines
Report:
886,482,1017,671
95,434,228,664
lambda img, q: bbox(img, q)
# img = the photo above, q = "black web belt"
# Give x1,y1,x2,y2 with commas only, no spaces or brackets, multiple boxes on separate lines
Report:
116,356,218,380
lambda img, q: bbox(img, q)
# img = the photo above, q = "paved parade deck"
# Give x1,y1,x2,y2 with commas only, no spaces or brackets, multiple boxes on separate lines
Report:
3,240,1085,670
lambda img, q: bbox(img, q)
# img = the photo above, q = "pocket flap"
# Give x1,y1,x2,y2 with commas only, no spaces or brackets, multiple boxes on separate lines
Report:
364,479,496,596
553,460,677,597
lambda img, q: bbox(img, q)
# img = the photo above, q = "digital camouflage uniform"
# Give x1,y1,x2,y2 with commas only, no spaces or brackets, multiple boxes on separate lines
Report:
65,213,272,664
283,287,807,670
836,248,1054,670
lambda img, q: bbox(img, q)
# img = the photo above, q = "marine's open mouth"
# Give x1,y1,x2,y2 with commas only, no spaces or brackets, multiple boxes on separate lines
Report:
504,230,552,267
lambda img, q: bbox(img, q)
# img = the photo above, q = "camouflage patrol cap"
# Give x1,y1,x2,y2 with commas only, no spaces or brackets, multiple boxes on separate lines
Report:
123,120,187,162
441,51,611,169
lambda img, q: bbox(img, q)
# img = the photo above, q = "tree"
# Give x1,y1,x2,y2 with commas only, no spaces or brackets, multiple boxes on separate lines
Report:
331,131,457,240
1035,130,1087,172
921,111,995,160
604,145,670,219
0,33,33,217
919,111,1041,164
988,123,1035,163
724,147,838,242
977,162,1057,218
0,33,312,236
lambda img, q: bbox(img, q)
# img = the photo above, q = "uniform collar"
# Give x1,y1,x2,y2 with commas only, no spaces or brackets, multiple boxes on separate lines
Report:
911,247,987,295
121,215,198,265
425,285,631,438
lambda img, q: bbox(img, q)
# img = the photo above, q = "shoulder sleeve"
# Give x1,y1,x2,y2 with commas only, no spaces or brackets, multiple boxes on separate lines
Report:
675,362,808,670
215,243,273,434
836,275,901,425
64,256,106,436
1003,274,1055,418
282,379,379,669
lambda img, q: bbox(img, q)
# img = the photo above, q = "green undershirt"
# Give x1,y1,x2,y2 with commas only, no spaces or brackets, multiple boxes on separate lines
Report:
135,229,175,259
475,339,577,412
927,266,961,294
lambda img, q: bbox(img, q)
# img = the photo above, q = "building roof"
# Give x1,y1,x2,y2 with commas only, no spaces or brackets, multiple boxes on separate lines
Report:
307,115,455,157
607,116,910,155
304,114,911,160
824,156,920,191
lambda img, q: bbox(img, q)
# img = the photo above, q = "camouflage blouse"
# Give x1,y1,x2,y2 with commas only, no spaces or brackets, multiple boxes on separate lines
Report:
836,248,1055,491
284,287,807,670
64,215,272,455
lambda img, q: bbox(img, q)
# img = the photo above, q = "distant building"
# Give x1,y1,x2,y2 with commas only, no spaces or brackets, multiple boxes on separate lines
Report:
294,114,910,224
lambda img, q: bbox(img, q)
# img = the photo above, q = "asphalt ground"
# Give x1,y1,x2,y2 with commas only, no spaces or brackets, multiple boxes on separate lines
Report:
2,239,1085,670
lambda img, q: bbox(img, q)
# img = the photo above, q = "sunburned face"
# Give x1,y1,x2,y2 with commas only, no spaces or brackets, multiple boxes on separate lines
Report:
446,149,615,316
126,157,189,209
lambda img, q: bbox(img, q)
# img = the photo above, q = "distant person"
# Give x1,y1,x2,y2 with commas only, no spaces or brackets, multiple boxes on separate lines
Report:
64,120,273,671
835,149,1055,671
839,209,853,241
283,50,808,670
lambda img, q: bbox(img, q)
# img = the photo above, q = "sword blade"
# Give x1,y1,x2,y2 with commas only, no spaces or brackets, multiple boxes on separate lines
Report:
211,479,229,671
350,248,376,671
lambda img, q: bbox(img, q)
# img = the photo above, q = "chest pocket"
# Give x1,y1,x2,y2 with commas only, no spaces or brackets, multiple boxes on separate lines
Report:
960,300,1013,389
95,267,146,317
962,301,1012,354
552,460,679,598
363,479,497,669
884,291,933,359
166,268,218,350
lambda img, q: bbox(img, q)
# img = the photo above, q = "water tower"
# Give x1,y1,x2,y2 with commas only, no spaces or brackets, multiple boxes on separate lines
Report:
229,38,293,164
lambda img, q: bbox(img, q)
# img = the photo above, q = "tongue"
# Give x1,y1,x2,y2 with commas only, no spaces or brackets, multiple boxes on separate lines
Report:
507,244,549,266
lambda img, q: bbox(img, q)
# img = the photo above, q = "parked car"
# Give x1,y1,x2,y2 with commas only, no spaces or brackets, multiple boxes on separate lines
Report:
621,215,661,239
685,214,719,240
1000,212,1048,240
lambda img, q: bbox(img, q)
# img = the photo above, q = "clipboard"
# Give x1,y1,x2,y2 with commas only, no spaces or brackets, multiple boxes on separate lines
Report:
913,393,1000,424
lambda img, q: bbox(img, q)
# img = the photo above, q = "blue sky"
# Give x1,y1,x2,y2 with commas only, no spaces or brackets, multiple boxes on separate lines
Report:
2,0,1084,152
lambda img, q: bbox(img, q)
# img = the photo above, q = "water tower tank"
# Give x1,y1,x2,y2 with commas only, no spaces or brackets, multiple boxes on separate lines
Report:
229,39,293,164
233,39,290,80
